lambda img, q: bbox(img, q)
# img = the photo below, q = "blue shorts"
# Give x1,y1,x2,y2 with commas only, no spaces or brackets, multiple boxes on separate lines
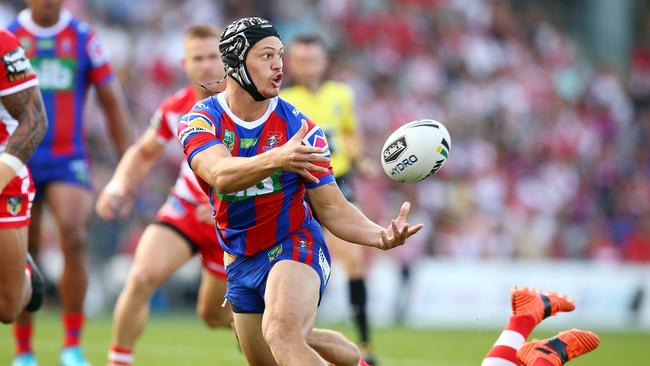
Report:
29,155,92,201
224,221,332,313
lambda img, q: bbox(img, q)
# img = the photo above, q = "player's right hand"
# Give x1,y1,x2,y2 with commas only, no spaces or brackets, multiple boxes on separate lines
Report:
272,120,330,183
95,182,133,220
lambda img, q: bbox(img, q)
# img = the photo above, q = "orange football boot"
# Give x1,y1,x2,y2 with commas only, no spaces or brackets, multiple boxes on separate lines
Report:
511,287,576,324
517,328,600,365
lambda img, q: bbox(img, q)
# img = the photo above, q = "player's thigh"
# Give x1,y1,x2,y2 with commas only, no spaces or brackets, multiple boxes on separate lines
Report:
197,269,231,323
45,183,92,243
0,227,28,305
127,224,194,287
263,260,320,338
324,229,366,278
233,312,277,366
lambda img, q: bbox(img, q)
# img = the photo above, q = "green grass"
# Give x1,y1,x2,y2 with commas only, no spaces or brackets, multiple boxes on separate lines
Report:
1,310,647,365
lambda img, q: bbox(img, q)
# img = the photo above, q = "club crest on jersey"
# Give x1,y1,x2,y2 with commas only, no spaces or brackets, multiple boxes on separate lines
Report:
262,133,281,151
223,129,235,151
301,122,330,157
6,196,22,216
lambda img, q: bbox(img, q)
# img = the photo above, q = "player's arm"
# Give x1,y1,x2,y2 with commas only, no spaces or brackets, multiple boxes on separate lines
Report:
96,79,132,157
189,120,329,194
308,182,423,250
96,129,165,220
0,86,47,191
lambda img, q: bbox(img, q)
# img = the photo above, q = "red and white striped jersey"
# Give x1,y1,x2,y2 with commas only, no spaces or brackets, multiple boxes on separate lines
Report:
149,86,207,204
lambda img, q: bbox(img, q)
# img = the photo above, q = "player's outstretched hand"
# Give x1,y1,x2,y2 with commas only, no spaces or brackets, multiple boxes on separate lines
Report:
272,120,330,183
378,202,423,250
96,182,133,220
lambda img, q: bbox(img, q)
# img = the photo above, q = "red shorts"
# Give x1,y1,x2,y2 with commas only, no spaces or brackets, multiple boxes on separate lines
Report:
0,168,35,229
154,195,226,280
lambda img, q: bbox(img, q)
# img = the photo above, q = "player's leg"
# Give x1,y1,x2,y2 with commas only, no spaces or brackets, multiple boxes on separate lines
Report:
517,329,600,366
324,229,374,357
0,227,30,323
45,183,92,364
263,260,328,366
7,171,43,366
232,312,279,366
481,287,576,366
108,224,194,366
13,199,42,366
195,268,232,328
307,328,362,366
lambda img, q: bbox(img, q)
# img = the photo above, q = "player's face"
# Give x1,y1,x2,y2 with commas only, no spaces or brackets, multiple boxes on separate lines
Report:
246,37,284,98
287,43,327,86
183,37,225,87
26,0,63,23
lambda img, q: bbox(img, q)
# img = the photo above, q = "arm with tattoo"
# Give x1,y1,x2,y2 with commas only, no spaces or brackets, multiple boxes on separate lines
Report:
1,86,48,163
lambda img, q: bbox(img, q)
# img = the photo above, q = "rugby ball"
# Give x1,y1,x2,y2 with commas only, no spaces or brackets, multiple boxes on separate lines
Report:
380,119,451,183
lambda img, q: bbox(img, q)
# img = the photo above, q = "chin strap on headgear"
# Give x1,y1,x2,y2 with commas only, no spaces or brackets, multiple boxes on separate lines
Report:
219,17,280,101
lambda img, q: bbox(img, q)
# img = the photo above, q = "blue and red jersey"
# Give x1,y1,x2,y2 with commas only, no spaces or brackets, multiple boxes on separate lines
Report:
178,93,334,257
7,9,114,160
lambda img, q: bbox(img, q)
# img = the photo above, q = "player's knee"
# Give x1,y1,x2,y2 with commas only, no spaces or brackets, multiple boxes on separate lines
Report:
58,222,87,255
128,267,164,293
0,298,19,324
262,317,303,350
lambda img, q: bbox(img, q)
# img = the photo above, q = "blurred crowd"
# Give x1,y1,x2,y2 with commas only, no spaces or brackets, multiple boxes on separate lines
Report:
1,0,649,268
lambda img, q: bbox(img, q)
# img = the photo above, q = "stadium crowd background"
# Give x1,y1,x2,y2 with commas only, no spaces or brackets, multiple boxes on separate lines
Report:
1,0,649,309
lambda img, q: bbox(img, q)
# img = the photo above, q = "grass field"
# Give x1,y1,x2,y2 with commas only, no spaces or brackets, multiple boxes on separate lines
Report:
1,310,647,365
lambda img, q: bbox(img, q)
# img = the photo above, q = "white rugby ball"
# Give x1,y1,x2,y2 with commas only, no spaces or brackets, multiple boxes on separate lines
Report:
380,119,451,183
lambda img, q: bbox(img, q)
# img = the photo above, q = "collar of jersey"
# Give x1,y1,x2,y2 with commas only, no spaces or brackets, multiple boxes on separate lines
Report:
18,9,73,38
216,92,278,130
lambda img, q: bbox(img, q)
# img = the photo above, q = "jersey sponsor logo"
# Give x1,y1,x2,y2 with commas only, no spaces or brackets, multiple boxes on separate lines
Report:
302,122,330,157
178,114,215,144
36,39,55,50
223,129,235,151
6,196,23,216
2,47,34,83
31,58,76,91
383,136,407,163
240,137,258,149
216,172,281,202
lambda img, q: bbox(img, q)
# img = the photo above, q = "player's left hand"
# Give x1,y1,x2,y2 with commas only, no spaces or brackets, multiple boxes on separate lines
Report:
377,202,423,250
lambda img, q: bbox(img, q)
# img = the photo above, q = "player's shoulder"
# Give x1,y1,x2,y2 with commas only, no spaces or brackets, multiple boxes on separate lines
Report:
0,29,21,54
